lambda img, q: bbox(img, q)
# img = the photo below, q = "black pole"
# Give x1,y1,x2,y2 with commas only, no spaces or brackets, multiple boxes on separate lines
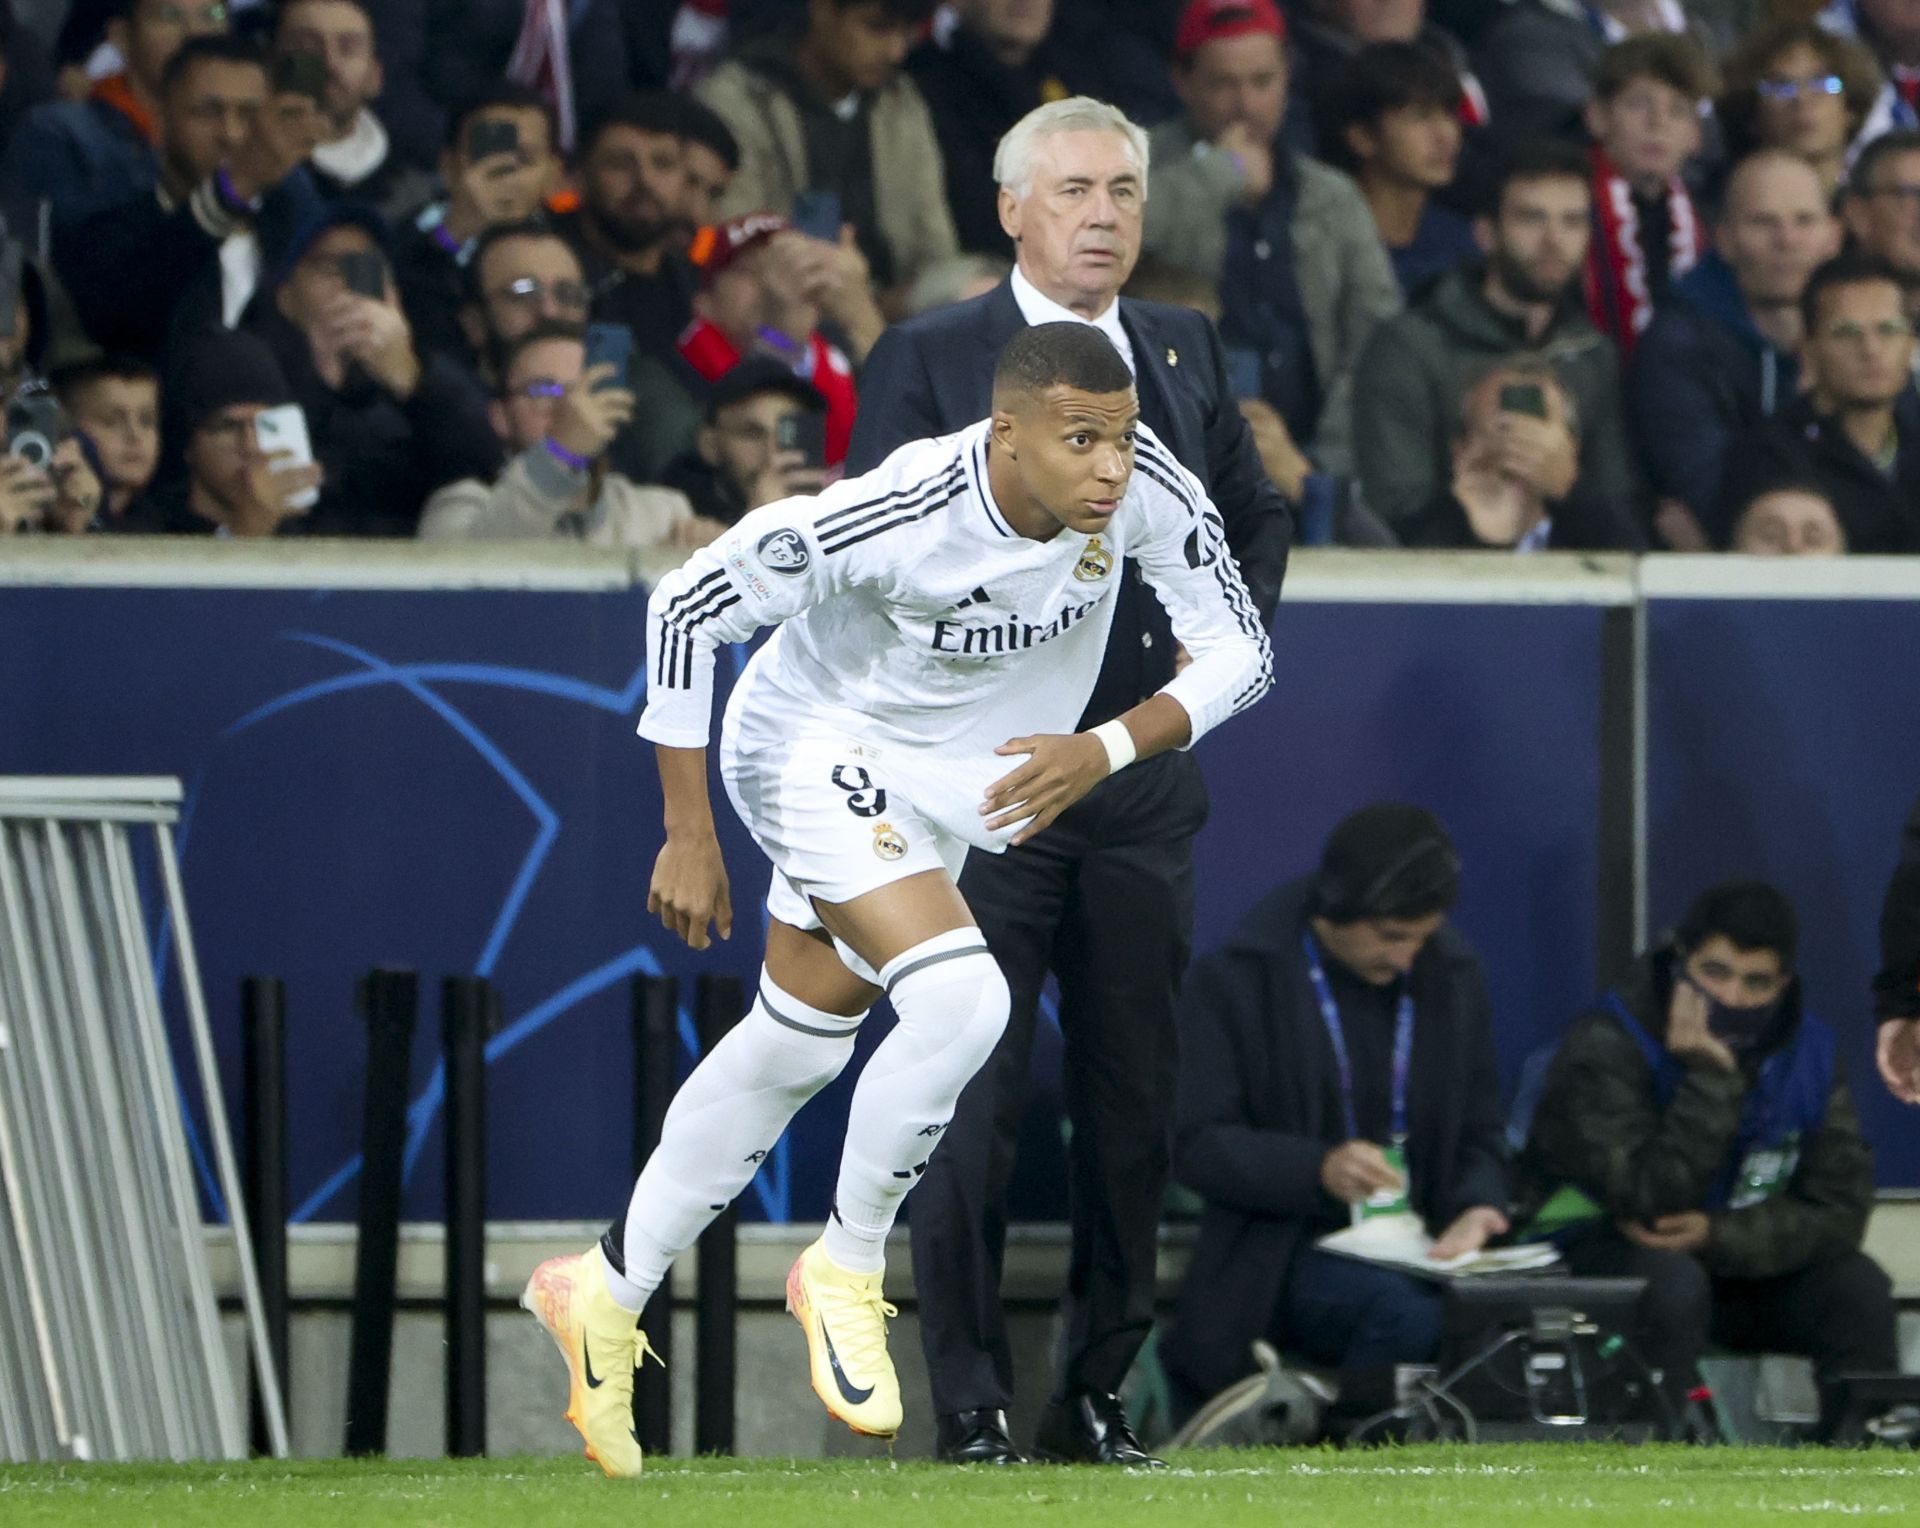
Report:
693,973,743,1456
442,977,493,1459
344,968,417,1457
1596,603,1641,986
630,974,678,1457
241,976,289,1458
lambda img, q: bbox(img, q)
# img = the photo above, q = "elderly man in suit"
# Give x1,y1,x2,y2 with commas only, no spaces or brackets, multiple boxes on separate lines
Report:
848,95,1292,1468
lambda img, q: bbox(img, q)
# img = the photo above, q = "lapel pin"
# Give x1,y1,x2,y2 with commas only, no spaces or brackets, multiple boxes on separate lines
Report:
1166,346,1179,366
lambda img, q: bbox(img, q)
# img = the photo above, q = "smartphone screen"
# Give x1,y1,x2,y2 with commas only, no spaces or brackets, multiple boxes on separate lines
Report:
790,189,842,244
775,409,828,468
583,323,632,391
339,249,386,300
467,117,520,164
1498,382,1548,419
253,404,321,509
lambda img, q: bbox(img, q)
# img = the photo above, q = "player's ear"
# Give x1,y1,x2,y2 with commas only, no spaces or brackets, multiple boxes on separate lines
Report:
990,405,1018,460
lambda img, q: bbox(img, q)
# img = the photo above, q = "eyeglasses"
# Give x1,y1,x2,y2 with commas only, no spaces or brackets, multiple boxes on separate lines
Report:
505,379,567,400
1757,74,1845,101
149,2,229,26
490,276,590,313
1821,319,1913,343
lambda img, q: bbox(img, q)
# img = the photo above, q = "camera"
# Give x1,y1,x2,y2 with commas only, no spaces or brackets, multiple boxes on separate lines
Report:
5,385,65,469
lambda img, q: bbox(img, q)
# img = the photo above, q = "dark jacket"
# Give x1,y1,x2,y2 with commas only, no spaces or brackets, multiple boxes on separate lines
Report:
57,173,323,362
369,0,634,170
906,21,1069,257
1715,388,1920,553
847,278,1290,727
243,305,503,536
2,93,153,238
1351,263,1646,547
1628,252,1800,528
1518,951,1877,1281
1160,877,1509,1399
1877,794,1920,1023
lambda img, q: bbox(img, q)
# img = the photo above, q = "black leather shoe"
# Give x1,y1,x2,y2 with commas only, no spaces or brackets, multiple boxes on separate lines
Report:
935,1408,1026,1464
1031,1392,1165,1467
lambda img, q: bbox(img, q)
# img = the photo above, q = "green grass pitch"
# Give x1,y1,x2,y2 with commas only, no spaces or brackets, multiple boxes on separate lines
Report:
5,1446,1920,1526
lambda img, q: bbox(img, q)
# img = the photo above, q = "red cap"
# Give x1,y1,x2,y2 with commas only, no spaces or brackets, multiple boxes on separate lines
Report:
700,211,790,283
1174,0,1286,57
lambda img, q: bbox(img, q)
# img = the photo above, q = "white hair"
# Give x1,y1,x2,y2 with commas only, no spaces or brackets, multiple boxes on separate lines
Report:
992,97,1150,203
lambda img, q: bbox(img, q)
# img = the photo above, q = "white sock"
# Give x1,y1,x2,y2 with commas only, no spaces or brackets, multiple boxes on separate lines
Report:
823,929,1009,1273
614,971,865,1309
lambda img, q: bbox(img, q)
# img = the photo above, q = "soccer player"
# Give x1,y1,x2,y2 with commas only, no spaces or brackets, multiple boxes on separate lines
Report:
521,322,1273,1475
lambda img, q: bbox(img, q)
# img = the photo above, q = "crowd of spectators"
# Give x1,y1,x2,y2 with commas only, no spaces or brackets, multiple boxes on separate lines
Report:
0,0,1918,553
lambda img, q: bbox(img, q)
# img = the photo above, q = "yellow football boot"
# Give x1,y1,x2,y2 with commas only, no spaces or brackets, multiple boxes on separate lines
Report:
521,1246,659,1477
785,1237,904,1439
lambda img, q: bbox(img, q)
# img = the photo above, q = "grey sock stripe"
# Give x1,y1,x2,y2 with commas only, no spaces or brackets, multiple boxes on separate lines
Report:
760,987,861,1039
883,939,989,993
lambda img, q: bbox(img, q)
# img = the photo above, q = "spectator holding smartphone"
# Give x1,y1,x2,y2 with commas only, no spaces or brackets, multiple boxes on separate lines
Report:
418,321,712,556
125,329,322,535
0,406,103,535
391,85,559,359
248,202,501,533
51,354,161,527
676,211,862,466
659,357,830,528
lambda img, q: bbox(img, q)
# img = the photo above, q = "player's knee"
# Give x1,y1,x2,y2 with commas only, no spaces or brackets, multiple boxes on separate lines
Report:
883,932,1010,1071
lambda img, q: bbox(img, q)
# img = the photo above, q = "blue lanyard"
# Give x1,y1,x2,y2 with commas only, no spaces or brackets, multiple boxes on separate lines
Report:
1303,932,1415,1143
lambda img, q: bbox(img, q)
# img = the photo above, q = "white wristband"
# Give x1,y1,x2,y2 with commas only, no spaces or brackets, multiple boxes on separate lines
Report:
1090,718,1137,776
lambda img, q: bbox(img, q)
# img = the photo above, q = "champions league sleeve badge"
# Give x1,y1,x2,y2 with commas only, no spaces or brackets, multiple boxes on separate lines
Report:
756,528,812,575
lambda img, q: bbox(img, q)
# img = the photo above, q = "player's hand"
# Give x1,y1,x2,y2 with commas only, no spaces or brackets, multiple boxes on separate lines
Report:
1620,1212,1709,1254
46,437,101,533
1431,1205,1510,1260
236,450,322,536
1320,1140,1404,1205
980,732,1110,844
1878,1016,1920,1105
550,365,637,459
318,290,421,400
1216,121,1273,204
649,830,733,950
1666,978,1737,1073
1492,414,1578,501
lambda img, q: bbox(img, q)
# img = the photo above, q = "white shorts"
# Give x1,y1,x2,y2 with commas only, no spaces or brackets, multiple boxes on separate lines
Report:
719,729,971,946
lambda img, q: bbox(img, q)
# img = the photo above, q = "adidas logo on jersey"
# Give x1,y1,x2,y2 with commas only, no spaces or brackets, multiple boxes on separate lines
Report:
954,586,992,609
930,598,1103,657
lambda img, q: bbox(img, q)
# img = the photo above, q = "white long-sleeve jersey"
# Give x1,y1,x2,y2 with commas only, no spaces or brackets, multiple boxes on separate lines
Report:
640,418,1273,850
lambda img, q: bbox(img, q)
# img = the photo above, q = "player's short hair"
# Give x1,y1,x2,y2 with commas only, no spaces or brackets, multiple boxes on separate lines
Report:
1489,139,1591,215
992,322,1134,406
994,97,1149,203
1319,42,1464,174
1675,882,1798,970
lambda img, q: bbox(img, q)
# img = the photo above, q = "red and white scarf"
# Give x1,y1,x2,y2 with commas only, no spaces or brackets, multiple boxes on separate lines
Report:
507,0,577,153
1584,145,1703,361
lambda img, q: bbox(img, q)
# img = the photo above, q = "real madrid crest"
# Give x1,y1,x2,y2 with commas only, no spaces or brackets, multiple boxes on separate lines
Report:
872,822,908,861
1074,536,1114,582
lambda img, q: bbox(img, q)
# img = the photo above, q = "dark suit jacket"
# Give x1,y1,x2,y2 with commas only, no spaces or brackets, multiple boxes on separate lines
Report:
849,281,1291,728
1159,877,1509,1399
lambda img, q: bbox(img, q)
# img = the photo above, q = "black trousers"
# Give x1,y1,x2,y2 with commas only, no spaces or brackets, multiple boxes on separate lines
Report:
911,749,1207,1415
1564,1224,1898,1434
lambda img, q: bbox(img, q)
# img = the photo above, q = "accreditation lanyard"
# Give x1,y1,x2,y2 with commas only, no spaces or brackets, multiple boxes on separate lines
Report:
1302,932,1415,1144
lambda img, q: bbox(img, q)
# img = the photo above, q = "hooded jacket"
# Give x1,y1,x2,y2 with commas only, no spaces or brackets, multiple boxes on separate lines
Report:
1628,251,1800,527
1350,263,1645,547
1517,950,1875,1281
1160,877,1508,1400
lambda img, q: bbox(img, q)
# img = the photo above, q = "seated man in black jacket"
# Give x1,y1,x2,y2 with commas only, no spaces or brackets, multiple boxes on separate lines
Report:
1716,254,1920,553
1517,882,1896,1438
1161,804,1510,1430
242,202,501,534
